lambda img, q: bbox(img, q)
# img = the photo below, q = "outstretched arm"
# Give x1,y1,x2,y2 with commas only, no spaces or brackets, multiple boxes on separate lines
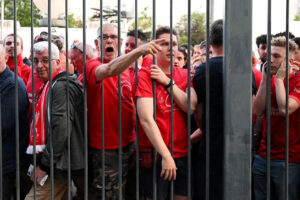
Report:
95,39,165,81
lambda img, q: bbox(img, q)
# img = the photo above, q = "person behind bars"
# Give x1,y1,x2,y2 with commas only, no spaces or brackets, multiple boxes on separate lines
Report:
86,23,165,199
25,41,85,199
135,26,197,200
252,36,300,200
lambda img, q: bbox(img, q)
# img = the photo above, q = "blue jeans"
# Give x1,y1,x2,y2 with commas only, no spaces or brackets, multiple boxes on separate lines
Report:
253,155,300,200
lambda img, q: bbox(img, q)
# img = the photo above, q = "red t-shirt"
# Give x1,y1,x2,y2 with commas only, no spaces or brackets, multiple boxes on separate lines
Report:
86,58,135,150
135,66,191,158
258,74,300,163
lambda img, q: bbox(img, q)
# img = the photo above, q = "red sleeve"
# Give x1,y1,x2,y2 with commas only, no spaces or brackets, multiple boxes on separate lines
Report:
141,55,153,68
289,82,300,106
86,58,102,86
136,67,153,98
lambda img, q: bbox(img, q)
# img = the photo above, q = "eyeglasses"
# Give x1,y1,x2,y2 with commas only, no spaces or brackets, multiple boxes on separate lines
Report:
98,34,118,41
33,58,57,65
71,43,83,53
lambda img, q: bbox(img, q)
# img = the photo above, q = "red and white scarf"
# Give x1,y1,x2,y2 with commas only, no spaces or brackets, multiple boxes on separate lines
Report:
26,68,63,154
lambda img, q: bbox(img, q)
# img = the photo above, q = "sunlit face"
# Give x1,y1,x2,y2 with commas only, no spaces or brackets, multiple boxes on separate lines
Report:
33,50,59,82
174,51,186,68
258,43,267,63
4,36,22,57
96,25,122,62
200,46,212,58
125,36,142,54
70,49,83,73
270,46,285,74
156,33,178,67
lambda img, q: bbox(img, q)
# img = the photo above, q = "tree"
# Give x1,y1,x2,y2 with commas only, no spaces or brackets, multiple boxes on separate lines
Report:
68,13,83,28
3,0,41,27
294,14,300,21
175,11,206,46
129,7,152,38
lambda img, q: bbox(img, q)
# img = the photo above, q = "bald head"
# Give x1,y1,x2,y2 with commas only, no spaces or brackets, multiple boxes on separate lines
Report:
0,45,8,73
70,42,95,73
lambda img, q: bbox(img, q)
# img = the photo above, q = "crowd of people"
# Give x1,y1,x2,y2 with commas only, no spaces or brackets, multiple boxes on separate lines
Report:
1,19,300,200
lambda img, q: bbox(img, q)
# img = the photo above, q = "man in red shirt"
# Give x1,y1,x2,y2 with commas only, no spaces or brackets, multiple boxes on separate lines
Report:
4,34,31,84
87,23,164,199
253,36,300,200
135,26,197,200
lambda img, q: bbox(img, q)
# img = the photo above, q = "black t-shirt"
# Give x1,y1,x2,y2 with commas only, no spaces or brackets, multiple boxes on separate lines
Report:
193,56,224,157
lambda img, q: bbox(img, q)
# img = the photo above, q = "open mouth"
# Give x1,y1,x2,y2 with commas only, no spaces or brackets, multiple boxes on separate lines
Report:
106,47,114,52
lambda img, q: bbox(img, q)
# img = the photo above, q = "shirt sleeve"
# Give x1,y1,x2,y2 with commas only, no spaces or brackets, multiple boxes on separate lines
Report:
86,59,102,86
289,79,300,106
136,67,153,98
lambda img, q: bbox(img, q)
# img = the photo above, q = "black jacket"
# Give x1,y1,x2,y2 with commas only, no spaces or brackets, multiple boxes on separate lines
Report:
40,72,85,177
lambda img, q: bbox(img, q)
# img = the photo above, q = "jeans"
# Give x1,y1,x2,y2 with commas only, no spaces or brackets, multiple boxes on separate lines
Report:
253,155,300,200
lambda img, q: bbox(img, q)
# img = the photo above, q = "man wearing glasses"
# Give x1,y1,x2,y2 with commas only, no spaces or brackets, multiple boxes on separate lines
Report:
25,41,85,199
86,23,165,199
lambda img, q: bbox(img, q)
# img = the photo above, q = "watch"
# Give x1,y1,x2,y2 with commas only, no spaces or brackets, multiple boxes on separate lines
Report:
165,80,175,89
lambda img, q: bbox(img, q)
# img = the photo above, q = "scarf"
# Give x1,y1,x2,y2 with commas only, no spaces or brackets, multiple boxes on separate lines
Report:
26,67,63,154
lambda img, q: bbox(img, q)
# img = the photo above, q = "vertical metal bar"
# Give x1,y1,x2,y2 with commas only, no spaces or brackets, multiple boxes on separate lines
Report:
0,89,2,200
134,0,140,199
205,0,210,199
65,0,71,199
30,0,37,199
169,0,174,199
13,0,20,199
284,0,290,199
152,0,157,199
187,0,192,199
117,1,122,199
47,0,54,198
266,0,272,199
99,0,105,199
0,0,4,39
82,0,89,199
223,0,252,199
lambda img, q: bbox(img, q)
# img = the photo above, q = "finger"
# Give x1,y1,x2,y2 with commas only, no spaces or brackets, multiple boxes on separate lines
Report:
154,38,166,44
164,169,170,180
292,60,300,67
173,169,177,180
169,169,173,181
160,169,166,178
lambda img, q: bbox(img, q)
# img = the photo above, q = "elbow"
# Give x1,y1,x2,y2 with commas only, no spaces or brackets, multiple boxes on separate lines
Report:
278,107,287,116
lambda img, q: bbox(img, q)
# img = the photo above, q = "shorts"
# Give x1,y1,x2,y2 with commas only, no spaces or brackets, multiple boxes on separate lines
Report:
88,143,134,200
140,156,190,200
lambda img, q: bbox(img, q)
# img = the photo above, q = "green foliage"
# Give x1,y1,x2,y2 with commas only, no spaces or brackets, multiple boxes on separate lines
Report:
68,13,83,28
175,11,206,46
129,7,152,34
294,14,300,21
3,0,41,27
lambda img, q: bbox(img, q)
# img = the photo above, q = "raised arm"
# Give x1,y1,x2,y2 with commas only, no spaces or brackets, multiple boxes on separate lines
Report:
275,61,300,115
150,65,197,113
95,39,165,81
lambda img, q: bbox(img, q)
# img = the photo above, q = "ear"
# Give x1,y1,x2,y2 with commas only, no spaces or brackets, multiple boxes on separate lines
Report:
56,58,60,66
94,39,99,49
4,54,9,63
120,38,123,47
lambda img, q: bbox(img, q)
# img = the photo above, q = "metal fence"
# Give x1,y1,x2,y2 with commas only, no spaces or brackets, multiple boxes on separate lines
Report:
0,0,296,199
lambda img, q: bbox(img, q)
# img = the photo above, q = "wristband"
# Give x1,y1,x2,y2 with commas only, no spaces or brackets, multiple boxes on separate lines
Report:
165,80,175,89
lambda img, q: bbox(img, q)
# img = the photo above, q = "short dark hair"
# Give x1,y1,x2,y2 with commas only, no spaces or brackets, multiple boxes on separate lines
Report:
127,30,147,43
180,43,194,57
256,34,267,48
155,26,178,40
4,33,23,49
274,31,295,39
178,46,188,61
293,37,300,49
209,19,223,47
